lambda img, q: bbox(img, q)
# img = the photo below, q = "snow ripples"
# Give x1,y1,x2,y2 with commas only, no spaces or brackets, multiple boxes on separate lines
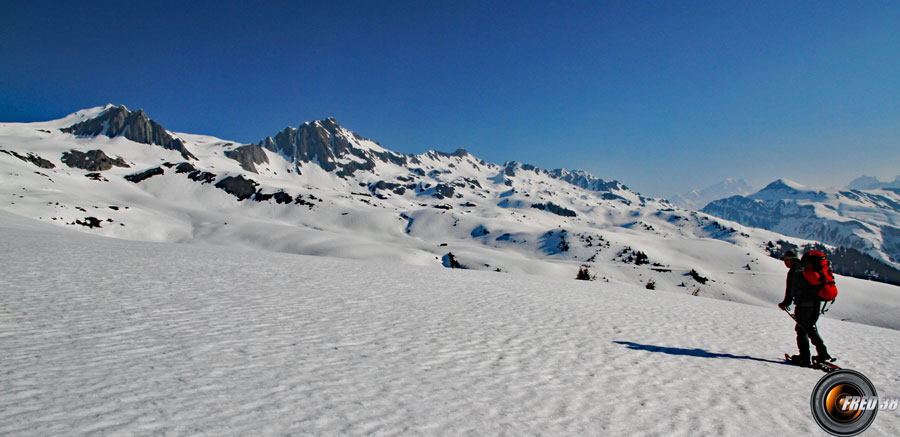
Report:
1,219,899,436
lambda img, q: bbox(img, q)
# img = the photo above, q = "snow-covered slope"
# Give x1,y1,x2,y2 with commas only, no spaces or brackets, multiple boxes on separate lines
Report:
2,107,898,330
1,212,899,436
703,179,900,269
670,178,755,210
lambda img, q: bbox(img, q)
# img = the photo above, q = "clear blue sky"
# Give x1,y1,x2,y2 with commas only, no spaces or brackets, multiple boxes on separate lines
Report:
2,0,898,197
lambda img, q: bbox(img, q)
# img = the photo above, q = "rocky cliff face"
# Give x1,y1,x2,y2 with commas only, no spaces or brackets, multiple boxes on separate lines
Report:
61,105,197,160
259,117,406,177
224,145,269,174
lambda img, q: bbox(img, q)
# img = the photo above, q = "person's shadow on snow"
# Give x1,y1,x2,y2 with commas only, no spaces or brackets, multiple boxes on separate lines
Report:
613,341,788,365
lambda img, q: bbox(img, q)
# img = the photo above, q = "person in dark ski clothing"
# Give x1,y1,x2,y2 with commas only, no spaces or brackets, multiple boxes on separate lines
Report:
778,250,831,366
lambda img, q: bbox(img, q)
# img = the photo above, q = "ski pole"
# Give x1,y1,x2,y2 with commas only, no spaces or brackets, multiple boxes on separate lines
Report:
782,306,797,322
784,307,819,337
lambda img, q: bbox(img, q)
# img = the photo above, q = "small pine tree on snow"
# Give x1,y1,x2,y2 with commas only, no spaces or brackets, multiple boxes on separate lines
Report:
634,251,649,265
576,266,594,281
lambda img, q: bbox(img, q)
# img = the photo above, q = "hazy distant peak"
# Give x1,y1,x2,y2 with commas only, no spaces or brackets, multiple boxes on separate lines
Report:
847,175,900,190
670,178,754,210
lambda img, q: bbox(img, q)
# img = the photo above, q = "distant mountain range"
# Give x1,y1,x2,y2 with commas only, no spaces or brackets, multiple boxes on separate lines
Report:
703,179,900,274
847,175,900,191
669,179,755,210
2,105,898,322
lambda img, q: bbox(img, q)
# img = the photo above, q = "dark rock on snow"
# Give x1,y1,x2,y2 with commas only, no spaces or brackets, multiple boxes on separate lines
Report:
75,217,102,228
215,175,258,201
0,149,56,168
433,183,455,199
174,162,197,173
84,172,108,181
61,149,130,171
187,170,216,184
124,167,165,183
531,202,577,217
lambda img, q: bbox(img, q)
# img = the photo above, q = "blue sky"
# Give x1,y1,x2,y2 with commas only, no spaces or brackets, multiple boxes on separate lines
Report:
2,0,898,197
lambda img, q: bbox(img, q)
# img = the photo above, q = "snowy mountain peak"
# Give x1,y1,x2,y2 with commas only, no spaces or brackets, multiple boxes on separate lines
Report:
60,105,197,160
762,178,804,191
42,105,118,128
749,179,827,201
258,117,402,177
446,148,469,157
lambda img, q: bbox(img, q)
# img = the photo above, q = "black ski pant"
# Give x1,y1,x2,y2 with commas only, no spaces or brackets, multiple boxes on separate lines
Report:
795,305,829,359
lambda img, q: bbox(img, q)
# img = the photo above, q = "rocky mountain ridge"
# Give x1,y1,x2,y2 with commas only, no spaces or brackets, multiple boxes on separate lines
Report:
2,106,898,320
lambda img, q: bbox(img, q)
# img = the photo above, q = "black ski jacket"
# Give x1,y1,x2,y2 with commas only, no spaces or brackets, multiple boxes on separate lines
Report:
780,263,822,307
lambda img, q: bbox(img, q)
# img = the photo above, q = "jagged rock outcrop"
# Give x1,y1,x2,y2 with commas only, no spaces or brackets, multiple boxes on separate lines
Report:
502,161,626,194
61,105,197,160
259,117,406,178
224,145,269,173
547,168,626,192
61,149,130,171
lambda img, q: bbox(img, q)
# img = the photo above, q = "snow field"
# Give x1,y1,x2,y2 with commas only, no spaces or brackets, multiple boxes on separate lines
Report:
2,214,899,436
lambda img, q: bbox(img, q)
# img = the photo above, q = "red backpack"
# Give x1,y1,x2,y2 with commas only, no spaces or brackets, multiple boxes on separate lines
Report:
801,250,838,312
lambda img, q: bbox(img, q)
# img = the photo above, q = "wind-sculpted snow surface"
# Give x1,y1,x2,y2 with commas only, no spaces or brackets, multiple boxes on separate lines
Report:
1,214,899,436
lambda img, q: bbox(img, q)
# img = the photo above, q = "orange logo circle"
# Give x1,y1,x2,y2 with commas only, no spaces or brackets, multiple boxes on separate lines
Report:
825,383,863,423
